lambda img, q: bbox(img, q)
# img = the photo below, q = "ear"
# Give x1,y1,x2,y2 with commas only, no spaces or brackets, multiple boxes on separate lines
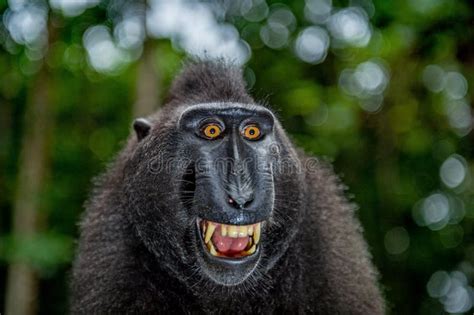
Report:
133,118,152,141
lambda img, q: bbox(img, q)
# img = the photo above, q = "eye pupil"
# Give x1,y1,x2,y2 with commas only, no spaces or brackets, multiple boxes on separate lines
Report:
243,125,261,140
202,124,222,139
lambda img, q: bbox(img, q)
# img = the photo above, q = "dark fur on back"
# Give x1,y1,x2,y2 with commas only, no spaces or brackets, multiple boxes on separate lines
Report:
70,60,385,314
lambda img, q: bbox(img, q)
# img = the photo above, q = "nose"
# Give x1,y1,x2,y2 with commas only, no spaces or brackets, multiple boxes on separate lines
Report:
225,164,254,210
227,194,254,209
224,131,255,210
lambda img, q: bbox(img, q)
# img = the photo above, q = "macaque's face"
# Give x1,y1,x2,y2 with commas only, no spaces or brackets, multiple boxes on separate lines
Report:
127,102,302,286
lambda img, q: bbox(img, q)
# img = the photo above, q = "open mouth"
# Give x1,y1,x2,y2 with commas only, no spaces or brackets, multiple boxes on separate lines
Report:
199,220,262,258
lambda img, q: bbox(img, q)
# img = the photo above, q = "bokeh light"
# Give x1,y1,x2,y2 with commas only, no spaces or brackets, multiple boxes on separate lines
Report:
240,0,269,22
294,26,329,64
338,59,389,112
413,191,466,232
444,72,468,100
440,154,467,189
413,192,450,230
384,227,410,255
114,16,145,50
4,1,47,48
444,100,473,136
260,4,296,50
260,21,290,49
327,7,371,47
353,60,389,95
83,25,128,74
422,65,446,93
147,0,250,65
427,271,473,314
427,271,452,298
49,0,99,17
268,5,296,32
423,65,473,136
304,0,332,24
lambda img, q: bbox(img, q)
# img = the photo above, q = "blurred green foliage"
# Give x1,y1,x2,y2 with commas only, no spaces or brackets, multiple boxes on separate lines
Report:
1,0,474,314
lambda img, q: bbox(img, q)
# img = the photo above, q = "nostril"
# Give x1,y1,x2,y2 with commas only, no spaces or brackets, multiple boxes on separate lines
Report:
228,195,253,209
243,198,253,208
228,196,239,209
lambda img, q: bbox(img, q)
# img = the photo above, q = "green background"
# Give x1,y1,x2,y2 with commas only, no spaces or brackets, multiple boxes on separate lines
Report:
1,0,474,314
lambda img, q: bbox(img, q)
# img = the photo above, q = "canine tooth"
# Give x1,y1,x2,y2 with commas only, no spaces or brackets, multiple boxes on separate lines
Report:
221,225,227,237
228,225,238,238
205,223,216,243
209,242,218,256
238,226,247,237
253,223,261,244
248,225,254,236
246,244,256,255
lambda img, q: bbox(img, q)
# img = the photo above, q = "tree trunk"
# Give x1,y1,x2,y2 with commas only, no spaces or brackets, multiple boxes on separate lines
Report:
4,65,52,315
133,40,161,118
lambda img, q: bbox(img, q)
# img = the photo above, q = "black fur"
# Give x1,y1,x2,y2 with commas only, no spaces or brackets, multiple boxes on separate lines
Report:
70,60,385,314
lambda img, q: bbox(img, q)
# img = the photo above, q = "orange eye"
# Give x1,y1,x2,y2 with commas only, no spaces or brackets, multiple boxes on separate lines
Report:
242,125,261,140
202,123,222,139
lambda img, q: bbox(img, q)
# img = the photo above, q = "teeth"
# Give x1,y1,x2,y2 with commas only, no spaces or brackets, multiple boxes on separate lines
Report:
246,244,256,255
253,223,261,244
218,224,254,238
207,241,219,256
205,223,216,243
201,220,263,257
209,242,218,256
228,225,238,238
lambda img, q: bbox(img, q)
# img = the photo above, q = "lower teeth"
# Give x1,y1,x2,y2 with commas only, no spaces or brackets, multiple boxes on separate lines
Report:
245,244,256,255
207,242,219,256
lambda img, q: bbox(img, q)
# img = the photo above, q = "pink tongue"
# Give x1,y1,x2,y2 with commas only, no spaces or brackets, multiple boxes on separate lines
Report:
212,225,249,254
